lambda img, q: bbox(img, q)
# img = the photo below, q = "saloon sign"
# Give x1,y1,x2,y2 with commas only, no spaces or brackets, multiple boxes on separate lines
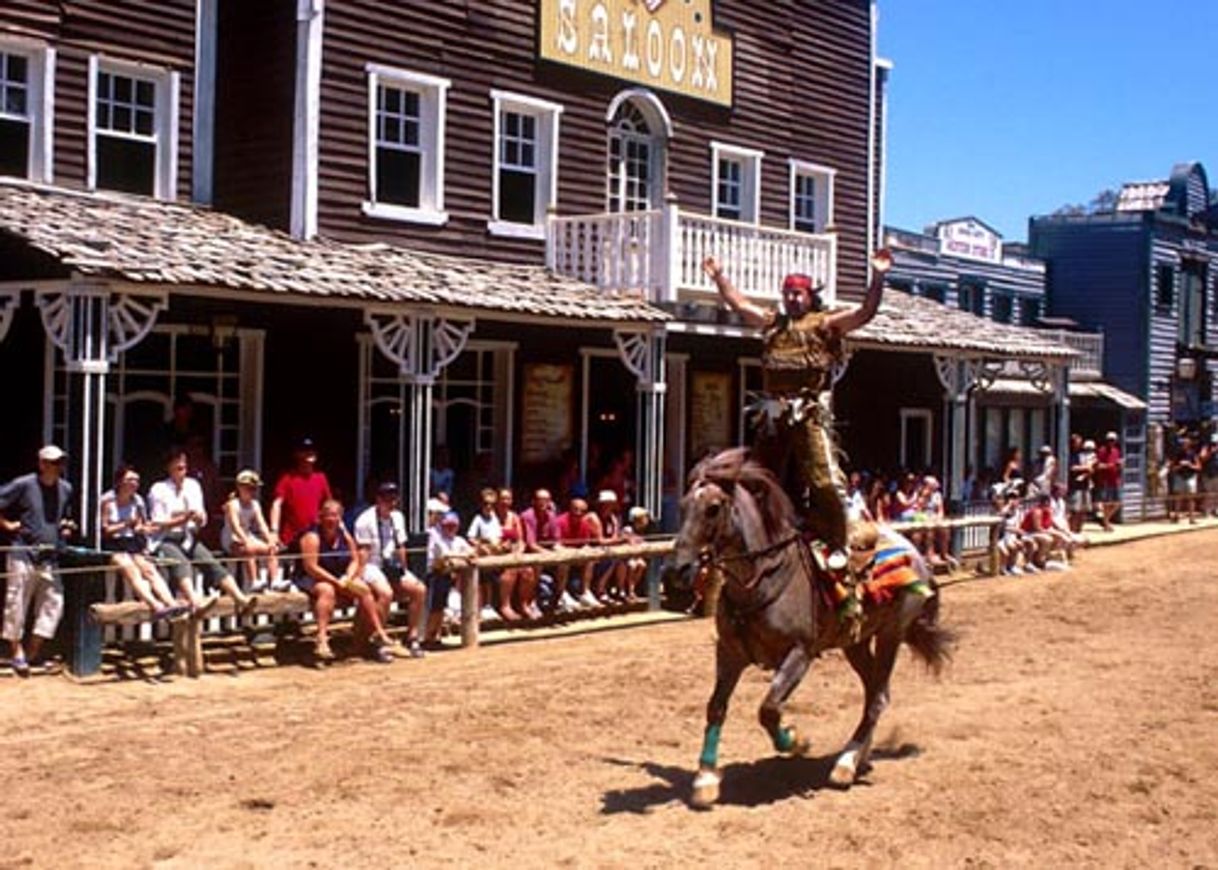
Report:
539,0,734,106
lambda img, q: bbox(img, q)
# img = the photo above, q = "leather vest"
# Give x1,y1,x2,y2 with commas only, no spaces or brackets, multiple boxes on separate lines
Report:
761,311,841,394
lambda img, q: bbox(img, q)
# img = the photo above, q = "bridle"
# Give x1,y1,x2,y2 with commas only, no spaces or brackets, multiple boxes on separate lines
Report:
697,528,803,592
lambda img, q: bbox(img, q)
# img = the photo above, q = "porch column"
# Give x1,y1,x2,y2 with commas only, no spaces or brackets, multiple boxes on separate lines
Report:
933,356,969,506
35,284,166,544
614,328,667,521
0,289,18,343
1053,362,1071,484
365,309,474,532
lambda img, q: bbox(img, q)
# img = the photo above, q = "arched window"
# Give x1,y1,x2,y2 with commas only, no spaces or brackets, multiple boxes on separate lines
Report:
605,90,670,213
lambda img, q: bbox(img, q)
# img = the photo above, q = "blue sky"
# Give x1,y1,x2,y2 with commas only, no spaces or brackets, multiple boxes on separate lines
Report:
879,1,1218,243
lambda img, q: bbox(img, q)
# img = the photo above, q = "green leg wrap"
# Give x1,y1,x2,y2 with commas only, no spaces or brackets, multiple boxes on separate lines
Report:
699,723,723,769
773,725,796,753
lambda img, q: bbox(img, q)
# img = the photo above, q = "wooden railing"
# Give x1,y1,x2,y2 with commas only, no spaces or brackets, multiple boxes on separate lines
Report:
1037,329,1104,377
547,203,837,307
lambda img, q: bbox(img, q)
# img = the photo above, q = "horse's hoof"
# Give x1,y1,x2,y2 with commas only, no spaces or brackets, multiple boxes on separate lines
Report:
790,735,813,757
828,760,857,788
690,769,721,808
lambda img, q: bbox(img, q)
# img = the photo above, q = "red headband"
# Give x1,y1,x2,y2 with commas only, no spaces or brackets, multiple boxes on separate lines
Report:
782,273,815,294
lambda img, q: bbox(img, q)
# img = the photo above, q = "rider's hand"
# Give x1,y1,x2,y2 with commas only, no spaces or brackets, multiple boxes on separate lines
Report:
871,248,893,274
702,256,721,281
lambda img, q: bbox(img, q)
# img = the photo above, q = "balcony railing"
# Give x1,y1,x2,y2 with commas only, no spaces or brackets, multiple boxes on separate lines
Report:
1037,328,1104,377
547,202,837,308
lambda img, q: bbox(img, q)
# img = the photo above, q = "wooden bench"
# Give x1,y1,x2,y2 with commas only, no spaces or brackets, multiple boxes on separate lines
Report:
90,591,311,678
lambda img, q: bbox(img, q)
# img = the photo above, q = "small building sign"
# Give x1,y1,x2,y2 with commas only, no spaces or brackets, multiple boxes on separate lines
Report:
539,0,734,106
937,218,1003,264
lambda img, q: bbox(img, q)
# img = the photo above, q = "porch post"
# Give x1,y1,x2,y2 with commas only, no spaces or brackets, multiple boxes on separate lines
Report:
365,309,474,532
1054,362,1071,485
656,193,681,304
0,289,18,343
613,328,667,521
933,356,968,506
35,283,166,545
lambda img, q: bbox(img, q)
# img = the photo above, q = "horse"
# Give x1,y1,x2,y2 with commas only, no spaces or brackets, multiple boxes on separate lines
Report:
670,447,954,808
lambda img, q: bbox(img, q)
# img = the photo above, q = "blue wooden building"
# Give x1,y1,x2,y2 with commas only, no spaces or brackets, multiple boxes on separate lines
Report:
1031,161,1218,516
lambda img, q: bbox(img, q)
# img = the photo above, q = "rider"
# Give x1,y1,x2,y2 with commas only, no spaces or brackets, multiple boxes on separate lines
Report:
702,250,892,618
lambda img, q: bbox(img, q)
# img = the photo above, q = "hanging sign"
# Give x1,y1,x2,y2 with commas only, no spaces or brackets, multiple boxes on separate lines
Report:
539,0,733,106
521,363,575,463
937,218,1003,264
689,370,732,460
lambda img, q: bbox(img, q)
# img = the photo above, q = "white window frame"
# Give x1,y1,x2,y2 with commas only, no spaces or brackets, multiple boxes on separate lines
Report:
488,90,562,240
87,55,179,199
788,159,835,233
899,408,934,471
711,141,763,224
0,37,55,183
362,63,449,226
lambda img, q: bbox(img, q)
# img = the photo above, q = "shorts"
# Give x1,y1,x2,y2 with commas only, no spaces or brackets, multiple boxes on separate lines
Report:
425,572,454,613
363,561,419,591
1171,474,1198,496
1067,490,1091,513
156,539,231,590
1094,486,1120,504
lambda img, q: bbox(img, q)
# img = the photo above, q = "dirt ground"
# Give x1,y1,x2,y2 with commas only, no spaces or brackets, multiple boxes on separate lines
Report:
1,531,1217,869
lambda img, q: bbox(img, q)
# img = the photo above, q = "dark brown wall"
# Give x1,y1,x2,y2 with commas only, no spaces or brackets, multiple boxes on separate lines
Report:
0,0,197,197
308,0,873,295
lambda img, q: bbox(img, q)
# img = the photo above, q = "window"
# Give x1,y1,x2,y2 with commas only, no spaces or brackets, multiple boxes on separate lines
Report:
364,64,449,225
489,91,562,239
957,281,985,316
788,160,835,233
923,284,946,304
711,142,762,223
1018,296,1041,327
0,41,53,182
607,101,660,213
89,57,178,198
1179,261,1207,347
991,293,1012,324
1155,264,1175,314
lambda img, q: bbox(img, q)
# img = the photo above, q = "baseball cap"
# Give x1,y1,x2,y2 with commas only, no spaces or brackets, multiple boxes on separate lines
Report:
628,506,649,522
1105,431,1118,441
376,481,400,498
38,444,66,463
1039,444,1053,455
426,497,448,514
1083,438,1096,450
235,469,262,487
597,489,618,504
440,510,460,526
296,436,317,452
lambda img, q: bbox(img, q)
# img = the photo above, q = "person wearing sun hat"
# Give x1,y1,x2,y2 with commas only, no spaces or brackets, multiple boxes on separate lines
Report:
0,445,76,676
221,468,281,591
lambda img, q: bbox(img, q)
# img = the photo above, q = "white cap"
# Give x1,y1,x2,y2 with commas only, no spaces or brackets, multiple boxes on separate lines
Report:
38,444,66,463
1083,439,1096,450
1105,431,1119,441
426,497,448,514
597,489,618,504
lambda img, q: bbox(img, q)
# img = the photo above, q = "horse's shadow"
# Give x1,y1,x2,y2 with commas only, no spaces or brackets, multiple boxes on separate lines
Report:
600,743,921,814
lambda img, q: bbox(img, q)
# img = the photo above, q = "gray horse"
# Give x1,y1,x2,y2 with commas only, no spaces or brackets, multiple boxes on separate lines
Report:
671,447,953,807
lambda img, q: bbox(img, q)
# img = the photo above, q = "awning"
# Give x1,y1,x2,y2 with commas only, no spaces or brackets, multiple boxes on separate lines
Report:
983,377,1147,410
0,180,670,325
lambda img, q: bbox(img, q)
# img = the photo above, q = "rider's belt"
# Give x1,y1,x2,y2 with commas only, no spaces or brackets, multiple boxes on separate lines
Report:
747,390,830,428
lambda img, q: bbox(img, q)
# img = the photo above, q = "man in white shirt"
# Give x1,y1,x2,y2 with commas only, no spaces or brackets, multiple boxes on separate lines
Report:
424,511,474,646
148,449,254,616
353,482,425,657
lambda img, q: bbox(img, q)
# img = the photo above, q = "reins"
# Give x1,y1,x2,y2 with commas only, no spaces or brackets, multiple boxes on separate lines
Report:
698,528,803,592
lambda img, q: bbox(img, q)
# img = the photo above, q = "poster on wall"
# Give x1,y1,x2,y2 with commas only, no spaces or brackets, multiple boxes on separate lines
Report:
689,371,732,461
520,363,574,464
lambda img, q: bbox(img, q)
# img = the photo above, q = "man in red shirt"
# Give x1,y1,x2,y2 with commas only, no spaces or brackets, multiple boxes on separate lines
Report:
1019,493,1055,571
1094,431,1123,531
270,437,333,549
554,496,600,611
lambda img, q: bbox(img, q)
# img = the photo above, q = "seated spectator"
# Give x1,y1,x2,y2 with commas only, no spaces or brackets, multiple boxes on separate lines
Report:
148,450,255,617
270,437,332,553
519,488,560,611
99,464,186,621
353,482,426,658
590,489,626,603
992,482,1027,575
495,488,539,619
220,469,281,589
866,475,891,523
554,496,599,610
467,488,520,622
846,471,871,522
424,511,475,645
1047,482,1083,564
919,476,957,569
1,445,76,676
621,505,652,603
1018,491,1056,572
295,499,396,663
892,472,921,523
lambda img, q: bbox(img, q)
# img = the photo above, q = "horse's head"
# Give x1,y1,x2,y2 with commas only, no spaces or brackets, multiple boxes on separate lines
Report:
670,447,795,583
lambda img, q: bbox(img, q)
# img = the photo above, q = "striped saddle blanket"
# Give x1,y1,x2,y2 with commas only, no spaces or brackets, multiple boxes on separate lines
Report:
856,527,932,605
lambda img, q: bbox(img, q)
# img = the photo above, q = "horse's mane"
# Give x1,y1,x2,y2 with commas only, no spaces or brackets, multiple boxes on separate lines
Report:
689,447,795,541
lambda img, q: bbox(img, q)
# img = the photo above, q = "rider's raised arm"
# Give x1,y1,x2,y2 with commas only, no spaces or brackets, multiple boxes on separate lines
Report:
702,257,774,329
824,248,892,337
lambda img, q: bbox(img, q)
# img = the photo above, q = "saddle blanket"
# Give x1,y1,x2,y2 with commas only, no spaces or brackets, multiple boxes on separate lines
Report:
858,527,933,605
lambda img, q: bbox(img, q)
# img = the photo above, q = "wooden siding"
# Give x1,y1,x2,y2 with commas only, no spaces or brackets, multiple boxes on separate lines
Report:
212,0,295,230
0,0,197,198
299,0,873,297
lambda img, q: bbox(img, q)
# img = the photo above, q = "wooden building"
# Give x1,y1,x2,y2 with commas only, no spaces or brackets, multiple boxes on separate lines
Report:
1031,161,1218,516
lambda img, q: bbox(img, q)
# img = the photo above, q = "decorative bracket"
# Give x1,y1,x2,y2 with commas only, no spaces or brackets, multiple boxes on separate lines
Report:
0,289,18,344
613,328,667,393
1018,359,1055,394
36,286,166,373
933,355,962,398
365,309,475,384
973,358,1005,393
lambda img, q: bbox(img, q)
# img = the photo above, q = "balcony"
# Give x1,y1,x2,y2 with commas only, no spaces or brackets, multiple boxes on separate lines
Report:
1037,328,1104,378
546,203,838,310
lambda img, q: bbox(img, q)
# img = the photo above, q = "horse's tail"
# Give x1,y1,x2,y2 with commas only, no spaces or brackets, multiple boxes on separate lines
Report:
904,579,956,677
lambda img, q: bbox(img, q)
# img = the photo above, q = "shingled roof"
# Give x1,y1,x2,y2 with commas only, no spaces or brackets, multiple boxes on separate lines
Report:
849,289,1076,360
0,180,669,324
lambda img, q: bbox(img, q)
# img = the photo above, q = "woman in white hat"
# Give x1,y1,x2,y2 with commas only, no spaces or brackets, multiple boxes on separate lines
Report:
221,469,280,589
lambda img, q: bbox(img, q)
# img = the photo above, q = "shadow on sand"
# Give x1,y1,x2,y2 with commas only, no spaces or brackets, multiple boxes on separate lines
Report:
600,743,922,814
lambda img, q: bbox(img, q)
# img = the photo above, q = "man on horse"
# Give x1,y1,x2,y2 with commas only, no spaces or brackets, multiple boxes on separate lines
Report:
701,249,892,620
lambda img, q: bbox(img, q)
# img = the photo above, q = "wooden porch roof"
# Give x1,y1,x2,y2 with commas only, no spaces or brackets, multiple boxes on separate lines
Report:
0,180,670,324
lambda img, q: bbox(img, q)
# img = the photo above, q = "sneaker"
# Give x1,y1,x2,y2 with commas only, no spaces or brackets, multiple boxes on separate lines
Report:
1024,563,1041,574
479,606,499,622
270,579,294,593
1006,566,1024,576
407,639,425,659
10,655,30,678
555,593,579,614
372,646,394,664
446,589,463,612
579,591,599,609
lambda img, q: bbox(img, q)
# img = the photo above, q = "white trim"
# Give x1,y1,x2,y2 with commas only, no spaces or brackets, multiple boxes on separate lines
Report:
488,89,563,237
87,55,180,200
364,63,450,222
710,140,763,225
0,39,55,183
291,0,324,239
604,88,674,139
193,0,218,203
788,158,836,233
866,1,877,272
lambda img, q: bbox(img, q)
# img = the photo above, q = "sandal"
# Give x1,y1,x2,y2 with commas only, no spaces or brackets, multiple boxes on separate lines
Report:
154,604,192,622
10,655,30,678
314,639,336,662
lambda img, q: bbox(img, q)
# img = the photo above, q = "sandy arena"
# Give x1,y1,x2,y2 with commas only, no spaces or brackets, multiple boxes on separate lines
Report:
1,530,1217,868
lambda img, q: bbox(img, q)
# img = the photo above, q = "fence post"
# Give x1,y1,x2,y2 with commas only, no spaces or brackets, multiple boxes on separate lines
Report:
461,566,479,649
987,521,1001,576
